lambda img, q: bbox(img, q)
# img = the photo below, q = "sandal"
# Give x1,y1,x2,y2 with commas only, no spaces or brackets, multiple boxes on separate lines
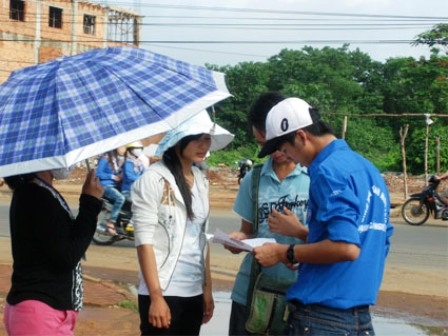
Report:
105,222,117,236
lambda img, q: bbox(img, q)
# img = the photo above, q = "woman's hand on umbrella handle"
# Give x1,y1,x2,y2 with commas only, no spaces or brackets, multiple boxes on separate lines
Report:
82,169,104,199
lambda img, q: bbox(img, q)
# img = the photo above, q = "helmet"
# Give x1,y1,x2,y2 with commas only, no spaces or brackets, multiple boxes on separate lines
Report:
126,141,143,149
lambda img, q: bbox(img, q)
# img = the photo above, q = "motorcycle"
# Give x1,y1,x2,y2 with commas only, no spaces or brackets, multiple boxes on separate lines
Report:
92,196,134,245
237,159,253,184
401,175,448,225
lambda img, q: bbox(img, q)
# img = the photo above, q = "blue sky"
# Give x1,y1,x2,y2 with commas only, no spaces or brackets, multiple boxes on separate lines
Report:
105,0,448,66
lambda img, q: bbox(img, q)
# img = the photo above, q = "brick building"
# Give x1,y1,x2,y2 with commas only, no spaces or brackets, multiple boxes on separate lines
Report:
0,0,141,84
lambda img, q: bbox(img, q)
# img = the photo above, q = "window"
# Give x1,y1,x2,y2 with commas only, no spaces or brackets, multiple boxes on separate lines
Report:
83,14,96,35
107,12,138,45
10,0,25,21
49,6,62,28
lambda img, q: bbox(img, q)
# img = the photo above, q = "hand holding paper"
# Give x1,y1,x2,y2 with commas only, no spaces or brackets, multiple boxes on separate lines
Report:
211,228,276,252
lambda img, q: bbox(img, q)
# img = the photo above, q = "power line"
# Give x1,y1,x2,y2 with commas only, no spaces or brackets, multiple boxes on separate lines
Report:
0,39,420,44
6,20,445,29
4,12,442,26
141,15,445,22
2,0,446,65
145,43,268,60
6,1,448,23
90,2,448,20
3,1,444,43
143,23,435,28
140,24,435,32
4,8,446,21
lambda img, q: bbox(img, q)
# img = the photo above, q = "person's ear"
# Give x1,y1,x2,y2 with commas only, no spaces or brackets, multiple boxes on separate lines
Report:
296,129,307,146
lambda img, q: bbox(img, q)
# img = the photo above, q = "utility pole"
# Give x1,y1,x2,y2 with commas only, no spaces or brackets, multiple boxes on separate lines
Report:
436,137,440,175
424,114,434,185
71,0,78,55
35,0,41,63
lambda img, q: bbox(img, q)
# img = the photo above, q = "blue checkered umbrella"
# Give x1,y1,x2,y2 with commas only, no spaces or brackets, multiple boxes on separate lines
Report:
0,47,231,177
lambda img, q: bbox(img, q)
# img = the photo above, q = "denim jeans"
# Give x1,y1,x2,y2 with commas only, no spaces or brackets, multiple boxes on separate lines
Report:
103,186,125,222
122,190,132,203
287,301,375,336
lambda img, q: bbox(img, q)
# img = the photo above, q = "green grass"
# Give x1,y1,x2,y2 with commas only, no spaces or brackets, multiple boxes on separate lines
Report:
415,325,448,336
207,147,266,168
117,300,138,312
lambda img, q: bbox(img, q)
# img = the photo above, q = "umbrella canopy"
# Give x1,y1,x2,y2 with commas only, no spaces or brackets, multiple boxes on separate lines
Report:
0,47,231,177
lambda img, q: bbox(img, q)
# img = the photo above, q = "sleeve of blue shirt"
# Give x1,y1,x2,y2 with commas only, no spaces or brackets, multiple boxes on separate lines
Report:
96,157,113,180
313,174,361,246
123,161,140,184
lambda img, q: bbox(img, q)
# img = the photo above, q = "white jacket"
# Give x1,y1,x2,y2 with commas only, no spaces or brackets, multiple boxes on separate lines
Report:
131,161,210,292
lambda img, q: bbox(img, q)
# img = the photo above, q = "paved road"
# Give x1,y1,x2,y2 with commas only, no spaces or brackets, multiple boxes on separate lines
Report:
0,201,446,273
0,193,446,297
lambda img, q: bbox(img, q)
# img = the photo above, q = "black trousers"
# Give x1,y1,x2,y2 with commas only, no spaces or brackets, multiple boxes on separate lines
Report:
138,294,203,336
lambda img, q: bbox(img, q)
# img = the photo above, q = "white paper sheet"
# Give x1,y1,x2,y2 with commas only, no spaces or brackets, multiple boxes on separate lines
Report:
210,228,276,252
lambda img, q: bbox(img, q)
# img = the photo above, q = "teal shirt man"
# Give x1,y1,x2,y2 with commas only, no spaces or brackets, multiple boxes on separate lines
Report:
231,157,309,305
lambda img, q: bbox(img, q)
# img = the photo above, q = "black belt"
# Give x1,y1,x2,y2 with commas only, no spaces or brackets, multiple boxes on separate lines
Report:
289,300,369,314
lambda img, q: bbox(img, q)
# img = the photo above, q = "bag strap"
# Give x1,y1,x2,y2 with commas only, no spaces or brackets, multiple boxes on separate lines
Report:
251,163,263,234
246,163,263,307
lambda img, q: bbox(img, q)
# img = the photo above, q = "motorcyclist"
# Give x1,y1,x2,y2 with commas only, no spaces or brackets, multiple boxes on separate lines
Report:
96,150,125,235
121,141,146,202
435,172,448,206
237,158,253,184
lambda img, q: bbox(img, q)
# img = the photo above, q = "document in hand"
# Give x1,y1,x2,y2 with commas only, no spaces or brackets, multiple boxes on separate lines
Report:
211,228,276,252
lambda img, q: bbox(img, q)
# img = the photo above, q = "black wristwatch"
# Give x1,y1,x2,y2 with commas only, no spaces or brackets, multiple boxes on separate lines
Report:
286,244,296,264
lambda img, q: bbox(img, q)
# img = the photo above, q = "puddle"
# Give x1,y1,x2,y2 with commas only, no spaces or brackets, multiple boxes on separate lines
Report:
126,287,430,335
200,292,427,336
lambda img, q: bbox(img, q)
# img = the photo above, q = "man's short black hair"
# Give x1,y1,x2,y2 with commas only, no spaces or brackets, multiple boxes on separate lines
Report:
248,92,287,132
302,108,335,136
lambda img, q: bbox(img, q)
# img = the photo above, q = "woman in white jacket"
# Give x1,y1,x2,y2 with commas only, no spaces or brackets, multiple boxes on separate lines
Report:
131,110,234,336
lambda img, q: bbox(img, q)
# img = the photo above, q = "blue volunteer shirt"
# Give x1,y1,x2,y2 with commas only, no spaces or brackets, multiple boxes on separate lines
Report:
231,157,310,305
286,139,394,309
121,158,145,193
96,156,119,188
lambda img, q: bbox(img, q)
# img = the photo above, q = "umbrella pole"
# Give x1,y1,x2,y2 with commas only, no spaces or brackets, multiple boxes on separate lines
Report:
211,105,216,125
85,159,91,172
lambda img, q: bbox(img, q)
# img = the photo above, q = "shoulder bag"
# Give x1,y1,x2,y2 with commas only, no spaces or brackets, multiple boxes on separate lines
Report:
245,164,294,335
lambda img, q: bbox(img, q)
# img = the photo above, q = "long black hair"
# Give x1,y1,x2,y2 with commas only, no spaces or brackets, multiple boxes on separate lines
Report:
162,133,204,220
4,173,36,190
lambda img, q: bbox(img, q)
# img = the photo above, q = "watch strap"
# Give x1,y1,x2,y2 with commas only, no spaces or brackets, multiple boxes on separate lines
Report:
287,244,296,264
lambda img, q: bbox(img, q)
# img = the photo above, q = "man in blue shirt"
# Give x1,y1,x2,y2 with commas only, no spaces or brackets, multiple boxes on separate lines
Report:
254,97,394,335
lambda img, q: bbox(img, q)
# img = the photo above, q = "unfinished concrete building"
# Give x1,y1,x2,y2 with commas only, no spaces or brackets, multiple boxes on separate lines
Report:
0,0,142,83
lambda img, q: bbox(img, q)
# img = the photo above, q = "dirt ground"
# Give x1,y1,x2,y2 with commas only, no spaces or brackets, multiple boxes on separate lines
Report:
0,166,447,335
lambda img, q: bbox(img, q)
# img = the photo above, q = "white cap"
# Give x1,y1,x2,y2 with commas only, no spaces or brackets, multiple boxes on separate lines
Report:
156,110,234,156
258,97,313,158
